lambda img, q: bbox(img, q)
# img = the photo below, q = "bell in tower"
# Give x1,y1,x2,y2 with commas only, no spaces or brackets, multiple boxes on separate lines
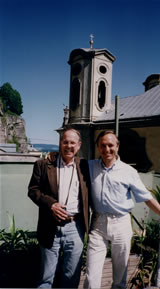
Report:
68,36,116,124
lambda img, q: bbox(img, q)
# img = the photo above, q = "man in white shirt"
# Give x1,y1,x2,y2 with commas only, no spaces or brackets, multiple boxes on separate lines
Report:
28,128,90,288
84,130,160,289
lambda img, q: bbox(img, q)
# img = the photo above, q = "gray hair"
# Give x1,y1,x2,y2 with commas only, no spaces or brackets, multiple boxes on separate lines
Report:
60,127,81,142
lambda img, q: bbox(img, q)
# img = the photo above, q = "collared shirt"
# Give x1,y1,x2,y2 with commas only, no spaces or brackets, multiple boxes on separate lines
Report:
89,158,152,216
57,156,80,215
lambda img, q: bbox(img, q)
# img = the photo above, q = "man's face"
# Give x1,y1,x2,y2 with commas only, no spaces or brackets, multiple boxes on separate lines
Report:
60,130,81,164
97,133,119,167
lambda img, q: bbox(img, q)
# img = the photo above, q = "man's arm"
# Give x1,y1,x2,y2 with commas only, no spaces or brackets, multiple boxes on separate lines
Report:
145,198,160,216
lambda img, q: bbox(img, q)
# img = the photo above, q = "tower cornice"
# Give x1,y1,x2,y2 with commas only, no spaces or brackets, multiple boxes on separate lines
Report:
68,48,116,64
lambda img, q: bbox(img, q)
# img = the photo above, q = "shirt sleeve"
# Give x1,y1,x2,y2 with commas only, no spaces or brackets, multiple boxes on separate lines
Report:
130,169,153,203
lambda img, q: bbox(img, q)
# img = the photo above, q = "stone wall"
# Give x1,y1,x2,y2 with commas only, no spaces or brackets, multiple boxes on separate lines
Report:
0,113,28,152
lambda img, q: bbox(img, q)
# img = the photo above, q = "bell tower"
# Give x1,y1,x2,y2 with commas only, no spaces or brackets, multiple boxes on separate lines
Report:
68,37,116,124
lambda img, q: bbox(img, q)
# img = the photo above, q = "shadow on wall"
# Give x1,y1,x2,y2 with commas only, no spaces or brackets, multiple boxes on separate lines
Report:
119,129,152,172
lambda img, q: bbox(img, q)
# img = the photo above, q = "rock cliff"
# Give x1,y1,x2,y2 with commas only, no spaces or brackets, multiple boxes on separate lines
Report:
0,103,28,152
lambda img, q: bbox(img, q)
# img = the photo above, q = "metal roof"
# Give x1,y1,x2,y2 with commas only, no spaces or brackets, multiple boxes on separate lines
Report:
96,84,160,122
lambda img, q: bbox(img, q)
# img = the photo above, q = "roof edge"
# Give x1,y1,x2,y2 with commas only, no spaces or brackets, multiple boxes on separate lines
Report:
68,48,116,64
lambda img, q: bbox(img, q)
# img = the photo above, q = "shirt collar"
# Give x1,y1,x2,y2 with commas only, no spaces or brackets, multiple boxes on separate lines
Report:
59,155,75,168
100,156,120,171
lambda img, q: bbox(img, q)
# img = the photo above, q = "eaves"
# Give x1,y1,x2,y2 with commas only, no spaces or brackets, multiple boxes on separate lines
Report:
93,115,160,129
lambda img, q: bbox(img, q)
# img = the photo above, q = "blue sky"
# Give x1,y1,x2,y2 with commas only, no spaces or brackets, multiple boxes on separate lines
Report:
0,0,160,145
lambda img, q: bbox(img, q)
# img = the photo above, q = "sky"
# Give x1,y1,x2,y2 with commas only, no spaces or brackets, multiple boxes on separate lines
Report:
0,0,160,145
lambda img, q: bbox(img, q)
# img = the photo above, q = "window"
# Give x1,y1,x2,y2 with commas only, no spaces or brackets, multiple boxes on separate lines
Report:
99,65,107,74
72,63,82,76
119,129,152,172
70,78,80,111
98,81,106,109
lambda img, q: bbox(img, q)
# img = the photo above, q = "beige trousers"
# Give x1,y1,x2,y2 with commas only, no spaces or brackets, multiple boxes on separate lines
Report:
84,213,133,289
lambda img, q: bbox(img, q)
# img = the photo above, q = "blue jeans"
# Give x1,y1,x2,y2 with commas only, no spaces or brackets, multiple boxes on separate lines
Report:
37,218,85,288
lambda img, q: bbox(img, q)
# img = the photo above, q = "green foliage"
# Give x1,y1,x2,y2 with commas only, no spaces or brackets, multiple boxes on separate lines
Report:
144,219,160,250
0,98,3,109
131,219,160,288
0,82,23,115
0,214,38,254
1,114,7,125
81,234,88,270
8,134,20,151
0,214,39,288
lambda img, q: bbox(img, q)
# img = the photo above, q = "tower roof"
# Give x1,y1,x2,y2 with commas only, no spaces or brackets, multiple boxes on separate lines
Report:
68,48,116,64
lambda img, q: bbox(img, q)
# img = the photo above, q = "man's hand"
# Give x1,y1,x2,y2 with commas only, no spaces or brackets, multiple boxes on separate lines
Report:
51,202,68,223
45,152,56,162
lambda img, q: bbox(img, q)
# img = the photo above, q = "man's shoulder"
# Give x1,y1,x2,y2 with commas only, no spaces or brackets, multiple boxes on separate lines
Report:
34,158,45,165
118,159,137,173
34,158,48,170
88,159,99,166
88,159,100,171
76,157,88,165
88,159,99,164
75,157,90,174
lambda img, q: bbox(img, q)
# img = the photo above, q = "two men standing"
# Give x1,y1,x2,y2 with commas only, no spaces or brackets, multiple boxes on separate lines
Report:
28,128,160,289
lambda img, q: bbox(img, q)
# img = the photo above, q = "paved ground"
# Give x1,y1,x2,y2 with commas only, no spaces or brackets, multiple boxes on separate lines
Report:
78,254,140,289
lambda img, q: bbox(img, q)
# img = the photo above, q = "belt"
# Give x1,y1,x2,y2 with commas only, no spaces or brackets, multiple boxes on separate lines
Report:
57,214,80,226
93,212,123,219
65,215,77,222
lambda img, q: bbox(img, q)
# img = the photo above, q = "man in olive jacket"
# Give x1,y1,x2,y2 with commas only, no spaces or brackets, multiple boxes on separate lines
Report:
28,128,90,288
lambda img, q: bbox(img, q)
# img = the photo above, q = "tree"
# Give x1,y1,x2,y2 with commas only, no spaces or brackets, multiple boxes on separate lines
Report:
0,82,23,115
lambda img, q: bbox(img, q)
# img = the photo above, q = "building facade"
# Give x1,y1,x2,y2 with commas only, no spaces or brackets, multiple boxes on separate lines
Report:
63,47,160,176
